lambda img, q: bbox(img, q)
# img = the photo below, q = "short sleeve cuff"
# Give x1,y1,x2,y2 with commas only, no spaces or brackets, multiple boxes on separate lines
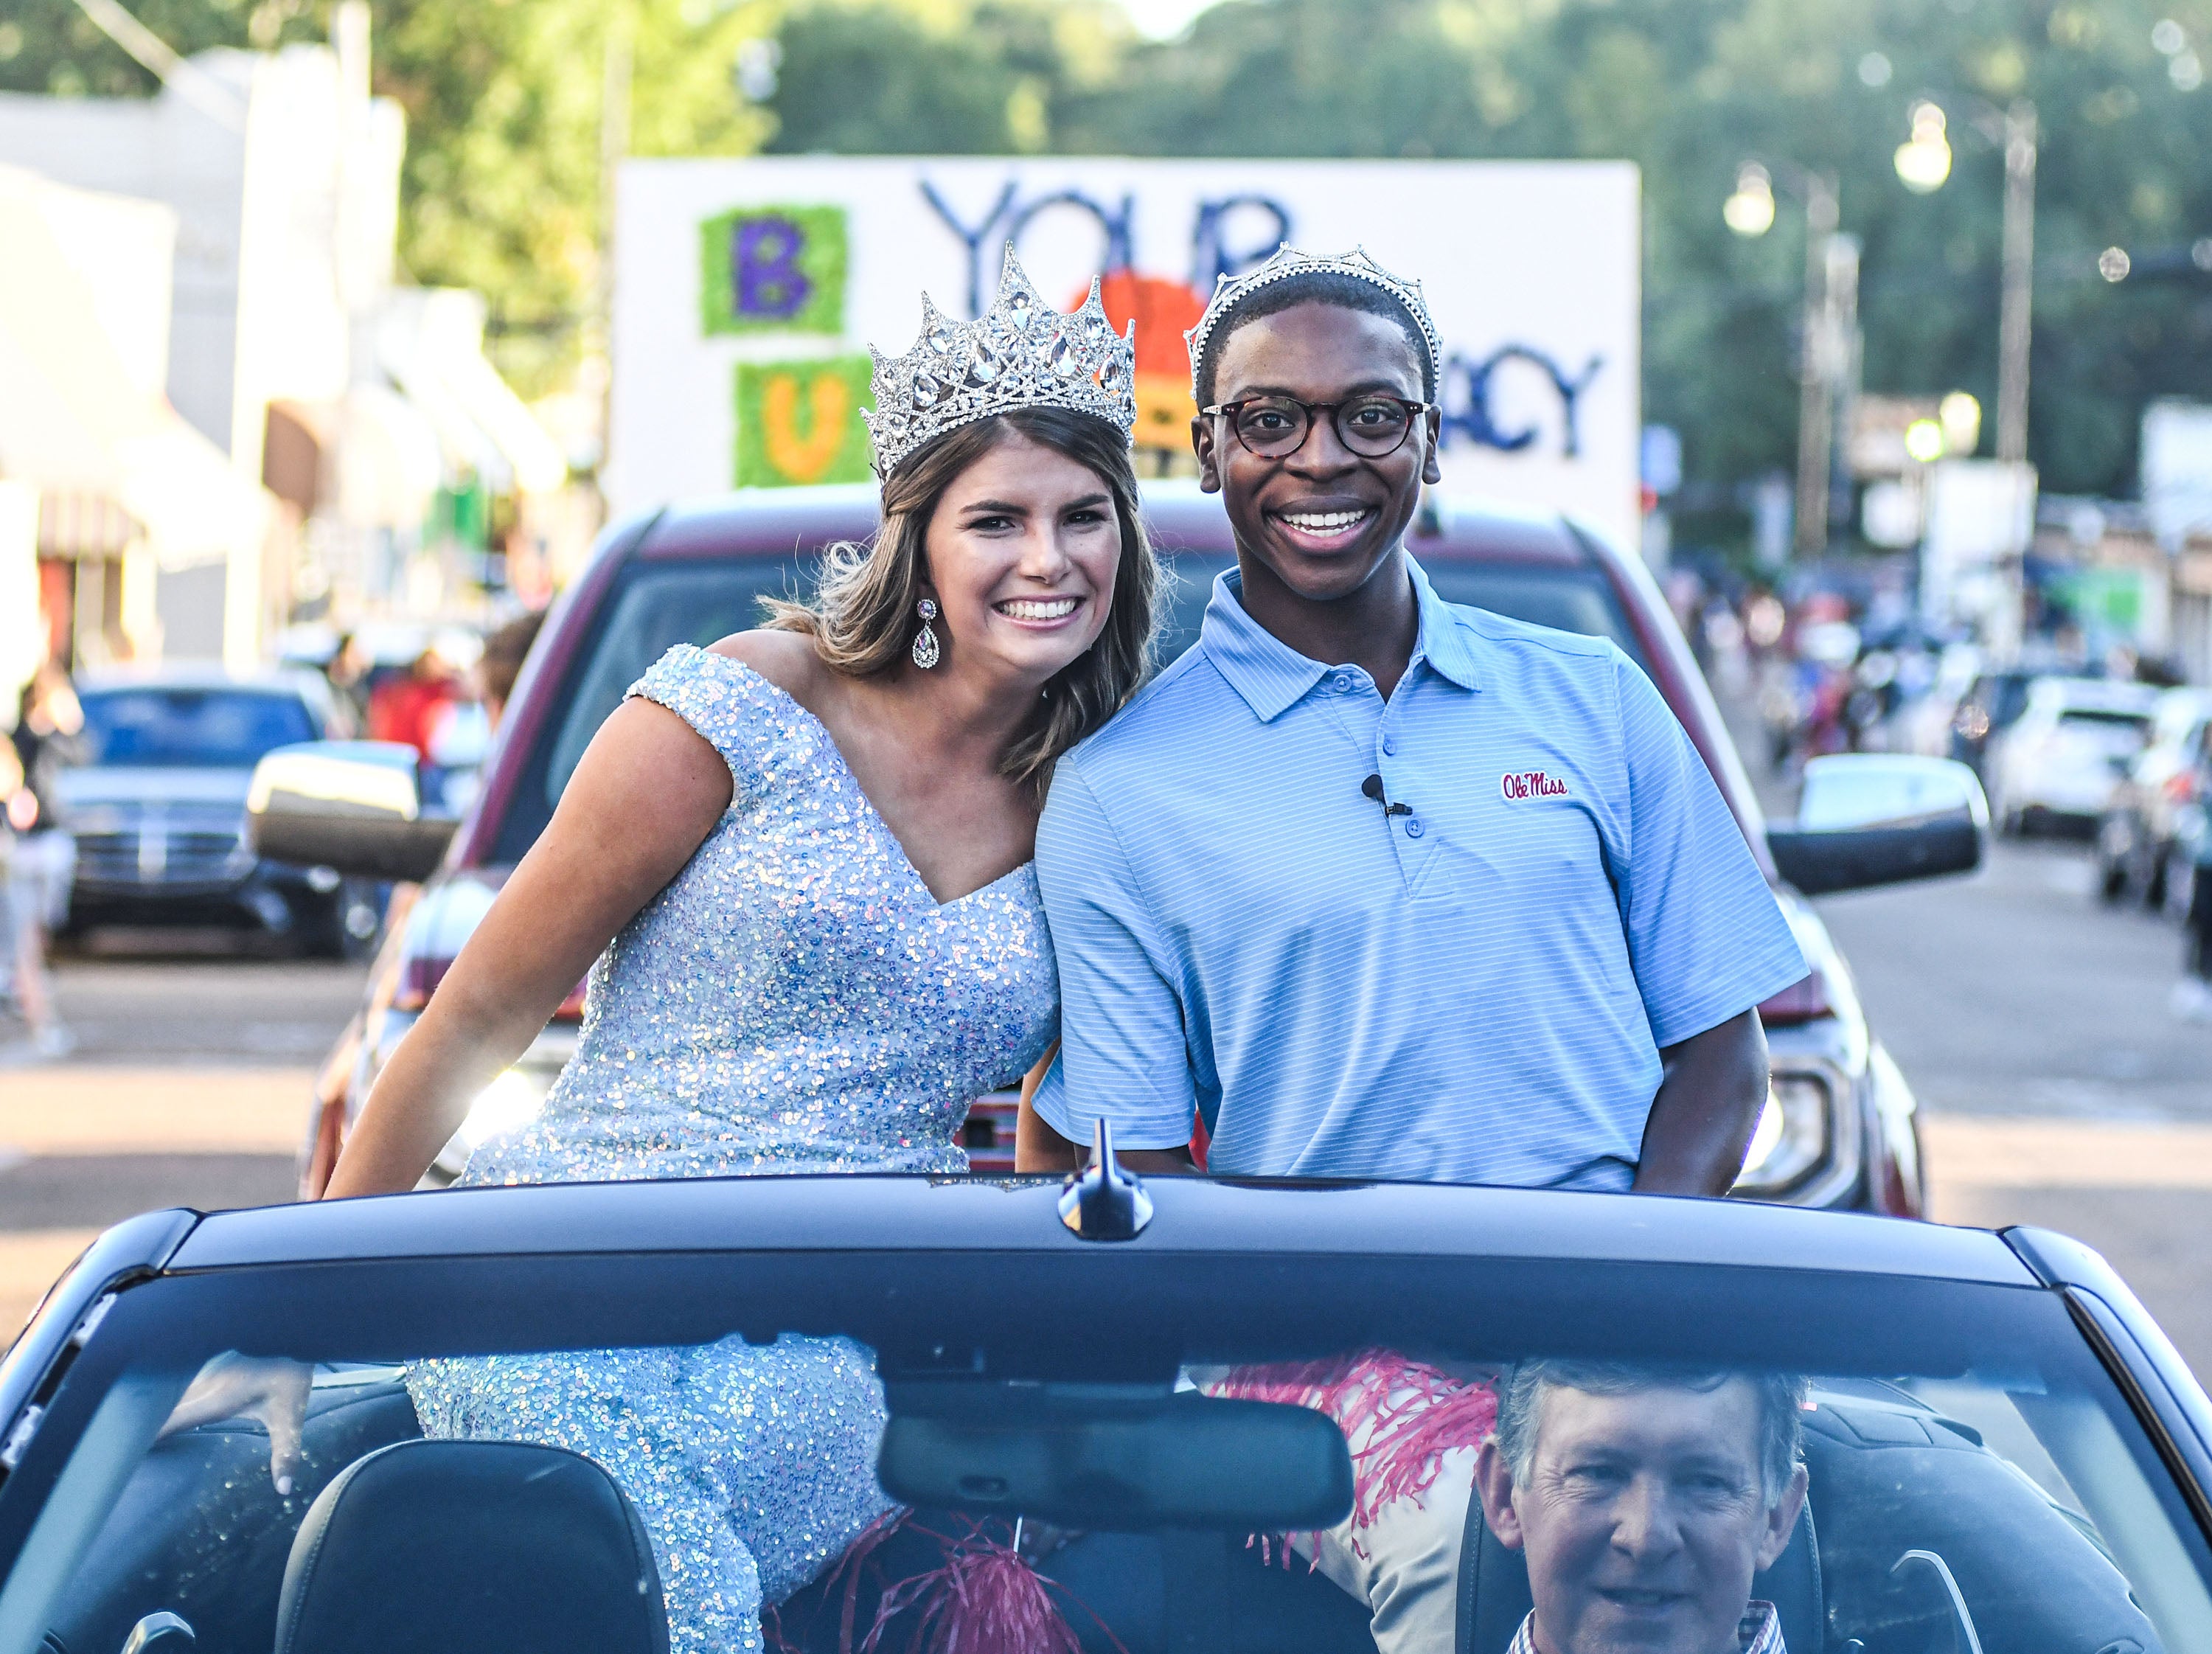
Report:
1644,939,1812,1049
624,644,771,798
1032,1057,1195,1152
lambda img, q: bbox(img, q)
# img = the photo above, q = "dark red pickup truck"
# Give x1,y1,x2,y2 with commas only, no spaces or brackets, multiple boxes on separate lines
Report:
260,482,1978,1211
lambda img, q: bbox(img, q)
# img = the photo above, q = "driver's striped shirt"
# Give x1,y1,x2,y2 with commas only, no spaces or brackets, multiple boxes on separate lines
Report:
1505,1600,1787,1654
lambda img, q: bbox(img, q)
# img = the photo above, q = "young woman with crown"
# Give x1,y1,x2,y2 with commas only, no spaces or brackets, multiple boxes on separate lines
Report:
164,254,1155,1654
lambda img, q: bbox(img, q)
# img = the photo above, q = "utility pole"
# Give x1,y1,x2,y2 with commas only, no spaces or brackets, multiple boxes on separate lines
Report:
594,0,633,482
1794,174,1840,557
1823,232,1863,533
1994,101,2037,465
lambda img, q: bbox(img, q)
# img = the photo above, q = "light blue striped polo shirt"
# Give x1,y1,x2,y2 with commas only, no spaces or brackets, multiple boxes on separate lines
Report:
1031,557,1806,1189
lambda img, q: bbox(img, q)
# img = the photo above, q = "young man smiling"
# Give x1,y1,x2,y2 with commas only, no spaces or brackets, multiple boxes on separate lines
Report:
1020,246,1806,1195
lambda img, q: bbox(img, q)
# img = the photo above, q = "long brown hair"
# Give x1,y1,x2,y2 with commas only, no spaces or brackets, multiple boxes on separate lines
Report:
763,406,1156,790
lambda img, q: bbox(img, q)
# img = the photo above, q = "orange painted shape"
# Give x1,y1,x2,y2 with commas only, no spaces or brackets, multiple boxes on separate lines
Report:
762,372,852,484
1076,270,1209,451
1093,270,1209,378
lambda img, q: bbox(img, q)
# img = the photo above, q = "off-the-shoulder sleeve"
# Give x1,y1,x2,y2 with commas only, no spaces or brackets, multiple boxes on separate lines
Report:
624,644,778,805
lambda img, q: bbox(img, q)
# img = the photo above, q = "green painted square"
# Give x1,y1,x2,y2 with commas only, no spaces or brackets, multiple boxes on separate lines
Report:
700,205,847,336
734,355,876,487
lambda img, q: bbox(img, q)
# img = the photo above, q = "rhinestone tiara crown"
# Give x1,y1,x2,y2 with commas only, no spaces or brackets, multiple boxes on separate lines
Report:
1183,245,1442,400
863,248,1137,479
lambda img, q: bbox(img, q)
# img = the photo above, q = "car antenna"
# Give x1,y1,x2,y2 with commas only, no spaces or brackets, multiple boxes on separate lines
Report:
1058,1117,1155,1242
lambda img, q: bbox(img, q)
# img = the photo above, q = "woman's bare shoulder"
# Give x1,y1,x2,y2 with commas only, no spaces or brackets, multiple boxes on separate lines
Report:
706,628,828,702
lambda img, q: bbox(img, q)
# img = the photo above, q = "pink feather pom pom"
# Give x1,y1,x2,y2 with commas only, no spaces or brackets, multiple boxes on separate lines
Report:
1206,1348,1498,1528
861,1520,1110,1654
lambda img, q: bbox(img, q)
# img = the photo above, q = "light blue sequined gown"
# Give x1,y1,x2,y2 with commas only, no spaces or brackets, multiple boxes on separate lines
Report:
407,644,1059,1654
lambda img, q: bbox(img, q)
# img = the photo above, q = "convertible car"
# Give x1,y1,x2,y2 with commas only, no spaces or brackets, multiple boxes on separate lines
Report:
2,1159,2207,1654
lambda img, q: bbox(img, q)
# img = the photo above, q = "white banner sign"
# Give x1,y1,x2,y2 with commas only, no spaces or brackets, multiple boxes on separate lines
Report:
610,157,1641,544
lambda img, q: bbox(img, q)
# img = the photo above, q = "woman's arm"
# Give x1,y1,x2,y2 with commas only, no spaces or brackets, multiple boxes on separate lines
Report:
324,698,734,1198
1013,1044,1079,1172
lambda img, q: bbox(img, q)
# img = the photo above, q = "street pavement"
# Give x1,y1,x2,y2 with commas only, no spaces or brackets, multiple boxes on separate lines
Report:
0,951,364,1333
4,836,2211,1375
1813,837,2212,1372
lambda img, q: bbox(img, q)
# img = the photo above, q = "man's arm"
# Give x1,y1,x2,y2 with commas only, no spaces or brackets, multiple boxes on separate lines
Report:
1634,1008,1768,1195
1018,1104,1194,1172
1605,655,1804,1197
1016,1037,1197,1174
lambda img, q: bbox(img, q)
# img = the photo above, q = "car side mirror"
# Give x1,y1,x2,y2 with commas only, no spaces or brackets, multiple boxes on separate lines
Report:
1767,755,1989,897
246,742,459,884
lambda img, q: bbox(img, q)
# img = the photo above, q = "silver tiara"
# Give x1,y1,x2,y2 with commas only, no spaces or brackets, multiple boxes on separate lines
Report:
863,248,1137,479
1183,245,1442,400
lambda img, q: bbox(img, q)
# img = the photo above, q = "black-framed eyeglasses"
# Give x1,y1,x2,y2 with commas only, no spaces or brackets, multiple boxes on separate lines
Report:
1202,395,1430,459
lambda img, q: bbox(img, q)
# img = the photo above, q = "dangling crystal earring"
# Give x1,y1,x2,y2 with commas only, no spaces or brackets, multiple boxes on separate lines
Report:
911,597,942,670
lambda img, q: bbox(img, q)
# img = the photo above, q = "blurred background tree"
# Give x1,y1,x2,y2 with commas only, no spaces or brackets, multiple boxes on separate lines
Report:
758,0,2212,538
766,1,1130,154
0,0,776,394
10,0,2212,529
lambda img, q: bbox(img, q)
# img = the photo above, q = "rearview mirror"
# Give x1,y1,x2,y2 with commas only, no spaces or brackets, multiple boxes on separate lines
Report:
879,1388,1353,1533
246,742,459,884
1767,755,1988,897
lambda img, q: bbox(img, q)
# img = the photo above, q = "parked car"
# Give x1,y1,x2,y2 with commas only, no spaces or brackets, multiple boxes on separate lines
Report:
4,1170,2209,1654
1989,677,2160,836
55,667,382,956
2096,687,2212,909
255,484,1985,1211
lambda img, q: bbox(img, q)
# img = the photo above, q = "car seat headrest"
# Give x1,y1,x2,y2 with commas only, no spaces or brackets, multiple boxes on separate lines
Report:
274,1439,667,1654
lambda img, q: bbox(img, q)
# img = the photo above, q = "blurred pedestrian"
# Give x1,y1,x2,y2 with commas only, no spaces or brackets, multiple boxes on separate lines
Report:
367,647,459,762
474,608,546,732
2172,724,2212,1024
324,630,374,732
3,661,85,1060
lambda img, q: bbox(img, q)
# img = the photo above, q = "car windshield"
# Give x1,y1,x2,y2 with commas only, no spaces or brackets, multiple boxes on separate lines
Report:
74,689,317,769
1158,553,1649,672
504,558,813,860
2055,709,2153,757
10,1217,2209,1654
501,546,1647,864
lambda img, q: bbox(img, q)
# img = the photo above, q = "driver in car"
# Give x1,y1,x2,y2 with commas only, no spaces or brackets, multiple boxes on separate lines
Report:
1474,1360,1810,1654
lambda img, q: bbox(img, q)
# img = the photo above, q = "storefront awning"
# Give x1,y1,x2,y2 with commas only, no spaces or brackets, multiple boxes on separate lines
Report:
0,166,268,571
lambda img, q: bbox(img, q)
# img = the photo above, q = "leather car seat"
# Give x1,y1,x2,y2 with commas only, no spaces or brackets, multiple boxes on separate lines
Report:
48,1376,422,1654
1455,1490,1824,1654
273,1439,667,1654
1801,1395,2160,1654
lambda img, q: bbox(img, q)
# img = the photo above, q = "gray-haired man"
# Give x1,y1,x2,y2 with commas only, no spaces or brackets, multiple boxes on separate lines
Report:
1473,1361,1810,1654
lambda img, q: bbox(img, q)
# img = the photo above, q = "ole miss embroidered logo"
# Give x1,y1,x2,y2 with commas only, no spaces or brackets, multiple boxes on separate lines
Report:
1500,768,1571,802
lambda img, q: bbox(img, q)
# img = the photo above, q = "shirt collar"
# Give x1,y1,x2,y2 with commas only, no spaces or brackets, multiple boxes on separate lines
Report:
1197,553,1483,724
1506,1602,1784,1654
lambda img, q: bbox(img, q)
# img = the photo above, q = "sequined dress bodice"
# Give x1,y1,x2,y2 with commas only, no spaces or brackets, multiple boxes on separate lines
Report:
410,644,1058,1654
462,644,1058,1186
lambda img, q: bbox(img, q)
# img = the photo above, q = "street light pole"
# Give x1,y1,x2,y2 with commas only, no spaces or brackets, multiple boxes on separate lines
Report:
1995,100,2037,465
595,0,633,471
1794,174,1840,557
1726,162,1854,558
